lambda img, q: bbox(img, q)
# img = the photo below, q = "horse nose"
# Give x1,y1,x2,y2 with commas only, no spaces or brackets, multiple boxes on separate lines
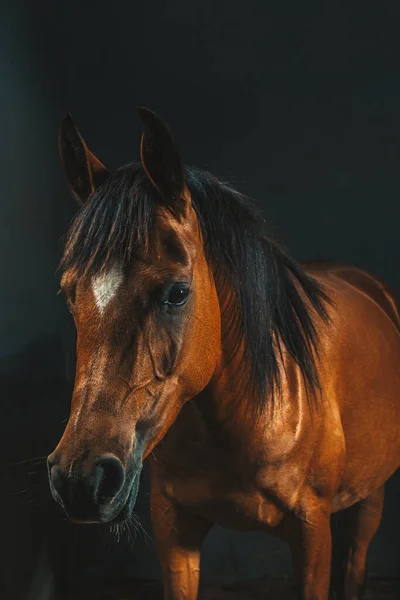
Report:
92,455,125,499
47,454,125,522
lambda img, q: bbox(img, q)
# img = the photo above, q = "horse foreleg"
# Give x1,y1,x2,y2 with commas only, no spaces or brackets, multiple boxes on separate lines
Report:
332,486,384,600
150,480,212,600
290,507,332,600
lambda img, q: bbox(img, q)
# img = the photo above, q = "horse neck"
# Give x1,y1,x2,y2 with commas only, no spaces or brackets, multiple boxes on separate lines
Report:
194,280,304,449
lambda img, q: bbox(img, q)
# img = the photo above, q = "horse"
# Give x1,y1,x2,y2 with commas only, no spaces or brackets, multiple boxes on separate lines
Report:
47,107,400,600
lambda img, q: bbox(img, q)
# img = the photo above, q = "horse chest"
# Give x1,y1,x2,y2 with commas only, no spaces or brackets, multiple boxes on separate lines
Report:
153,446,286,531
151,402,302,531
162,476,285,531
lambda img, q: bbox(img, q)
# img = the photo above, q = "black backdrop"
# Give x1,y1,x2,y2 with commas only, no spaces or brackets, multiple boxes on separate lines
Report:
1,2,400,598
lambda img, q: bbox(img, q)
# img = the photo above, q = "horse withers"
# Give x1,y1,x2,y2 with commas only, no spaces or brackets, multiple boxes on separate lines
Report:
48,107,400,600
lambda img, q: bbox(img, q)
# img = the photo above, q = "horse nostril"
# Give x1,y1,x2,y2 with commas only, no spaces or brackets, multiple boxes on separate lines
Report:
93,456,125,501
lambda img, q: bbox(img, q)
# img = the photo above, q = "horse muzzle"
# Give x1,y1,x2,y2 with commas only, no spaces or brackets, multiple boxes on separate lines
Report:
47,451,142,524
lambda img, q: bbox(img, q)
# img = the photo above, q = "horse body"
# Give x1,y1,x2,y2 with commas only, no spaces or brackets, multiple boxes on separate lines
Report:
149,265,400,597
48,109,400,600
150,264,400,524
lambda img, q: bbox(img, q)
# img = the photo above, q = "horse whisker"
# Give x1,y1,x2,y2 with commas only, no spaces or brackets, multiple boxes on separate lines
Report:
1,456,47,468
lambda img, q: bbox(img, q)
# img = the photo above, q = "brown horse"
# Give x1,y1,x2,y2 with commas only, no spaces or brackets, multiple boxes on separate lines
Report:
48,107,400,600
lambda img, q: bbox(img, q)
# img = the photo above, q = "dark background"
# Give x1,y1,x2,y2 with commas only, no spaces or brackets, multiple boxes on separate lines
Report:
1,2,400,598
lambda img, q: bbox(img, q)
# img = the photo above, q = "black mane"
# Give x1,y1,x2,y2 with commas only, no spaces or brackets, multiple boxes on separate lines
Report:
62,163,330,411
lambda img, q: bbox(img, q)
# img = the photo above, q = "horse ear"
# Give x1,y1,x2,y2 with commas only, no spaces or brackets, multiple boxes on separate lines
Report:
138,107,187,212
59,113,109,205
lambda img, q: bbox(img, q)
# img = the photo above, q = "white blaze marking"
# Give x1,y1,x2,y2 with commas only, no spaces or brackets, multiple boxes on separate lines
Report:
92,264,123,314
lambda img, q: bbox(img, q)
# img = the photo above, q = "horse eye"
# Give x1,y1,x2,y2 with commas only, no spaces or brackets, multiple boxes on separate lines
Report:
163,283,190,307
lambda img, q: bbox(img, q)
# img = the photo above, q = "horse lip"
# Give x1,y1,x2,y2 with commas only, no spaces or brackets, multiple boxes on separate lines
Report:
108,469,141,524
63,478,139,525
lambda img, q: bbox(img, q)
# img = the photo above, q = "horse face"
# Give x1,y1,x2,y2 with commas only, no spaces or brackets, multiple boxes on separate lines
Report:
48,110,221,523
